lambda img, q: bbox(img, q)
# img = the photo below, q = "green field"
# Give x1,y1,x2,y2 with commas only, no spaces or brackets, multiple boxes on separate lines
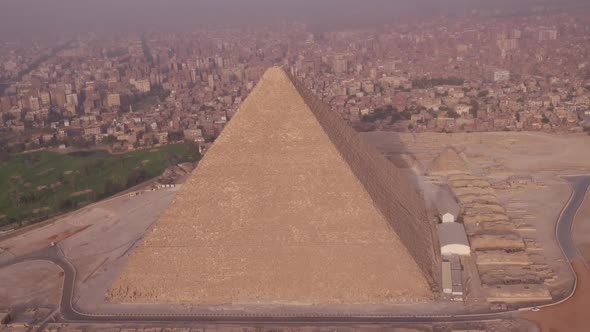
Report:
0,143,200,229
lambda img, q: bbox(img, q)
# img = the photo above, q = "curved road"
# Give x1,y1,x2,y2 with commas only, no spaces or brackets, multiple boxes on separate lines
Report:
557,176,590,261
1,176,590,324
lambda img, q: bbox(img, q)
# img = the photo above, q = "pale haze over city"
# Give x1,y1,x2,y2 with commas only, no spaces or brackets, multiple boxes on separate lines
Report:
0,1,590,331
1,0,588,36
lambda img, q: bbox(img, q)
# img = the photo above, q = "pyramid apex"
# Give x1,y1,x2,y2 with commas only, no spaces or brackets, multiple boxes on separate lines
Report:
259,66,289,81
266,65,287,73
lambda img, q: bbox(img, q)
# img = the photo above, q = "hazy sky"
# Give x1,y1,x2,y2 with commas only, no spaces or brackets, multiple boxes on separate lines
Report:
0,0,586,39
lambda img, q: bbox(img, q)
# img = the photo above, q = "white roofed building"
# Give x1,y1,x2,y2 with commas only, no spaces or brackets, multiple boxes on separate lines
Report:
437,222,470,256
441,212,455,224
434,186,460,223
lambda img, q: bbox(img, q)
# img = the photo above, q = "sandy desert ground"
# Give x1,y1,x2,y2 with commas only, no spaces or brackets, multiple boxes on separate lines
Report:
520,259,590,332
0,261,62,309
0,182,467,317
522,186,590,331
522,183,590,331
0,131,589,327
362,131,590,173
363,131,590,302
362,131,590,331
0,187,179,311
573,188,590,264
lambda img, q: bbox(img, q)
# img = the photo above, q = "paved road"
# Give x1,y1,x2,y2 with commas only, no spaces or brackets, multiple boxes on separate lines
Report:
0,246,509,323
557,176,590,261
2,175,590,324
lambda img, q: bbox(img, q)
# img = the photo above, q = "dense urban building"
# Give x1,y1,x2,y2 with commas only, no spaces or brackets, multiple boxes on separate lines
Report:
2,4,590,332
1,13,590,154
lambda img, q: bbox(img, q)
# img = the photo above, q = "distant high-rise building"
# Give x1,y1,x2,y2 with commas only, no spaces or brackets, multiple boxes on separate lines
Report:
190,69,198,83
511,29,522,39
493,70,510,82
207,74,215,88
538,29,558,41
361,81,375,94
29,96,40,111
214,55,224,68
369,68,378,80
40,92,51,106
84,84,96,100
497,38,518,51
66,93,79,106
106,94,121,108
333,56,347,75
50,89,66,107
130,79,151,93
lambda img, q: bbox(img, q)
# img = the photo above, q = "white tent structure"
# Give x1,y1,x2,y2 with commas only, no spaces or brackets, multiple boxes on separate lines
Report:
437,222,470,256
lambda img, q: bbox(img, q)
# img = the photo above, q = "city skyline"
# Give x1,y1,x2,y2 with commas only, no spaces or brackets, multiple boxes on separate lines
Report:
1,2,590,331
1,0,589,39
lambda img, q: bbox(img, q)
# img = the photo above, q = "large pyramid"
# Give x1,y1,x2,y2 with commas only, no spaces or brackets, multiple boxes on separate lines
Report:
109,67,440,304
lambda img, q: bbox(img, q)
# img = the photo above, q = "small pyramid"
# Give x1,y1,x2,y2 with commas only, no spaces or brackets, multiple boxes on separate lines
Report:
109,67,440,304
429,147,469,175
